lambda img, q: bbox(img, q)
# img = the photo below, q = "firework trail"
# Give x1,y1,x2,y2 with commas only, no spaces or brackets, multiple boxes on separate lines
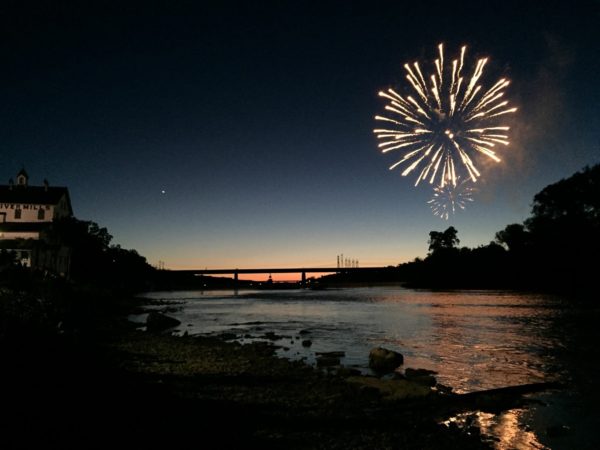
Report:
427,178,475,220
374,44,516,189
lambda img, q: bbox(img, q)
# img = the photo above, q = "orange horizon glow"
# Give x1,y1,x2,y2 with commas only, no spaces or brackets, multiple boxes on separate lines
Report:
163,260,407,272
236,273,327,282
154,271,362,282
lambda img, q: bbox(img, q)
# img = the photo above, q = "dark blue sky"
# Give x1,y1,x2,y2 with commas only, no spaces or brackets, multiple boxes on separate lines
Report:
1,0,598,269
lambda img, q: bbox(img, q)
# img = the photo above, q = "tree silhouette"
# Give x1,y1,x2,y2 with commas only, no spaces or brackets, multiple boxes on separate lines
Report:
523,164,599,290
394,163,600,292
529,164,599,225
44,217,154,290
428,226,460,254
495,223,530,253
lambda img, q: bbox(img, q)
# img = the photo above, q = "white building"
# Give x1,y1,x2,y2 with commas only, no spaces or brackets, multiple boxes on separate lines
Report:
0,169,73,272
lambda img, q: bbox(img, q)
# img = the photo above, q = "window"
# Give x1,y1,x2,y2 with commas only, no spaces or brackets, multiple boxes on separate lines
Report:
15,209,21,219
38,209,45,220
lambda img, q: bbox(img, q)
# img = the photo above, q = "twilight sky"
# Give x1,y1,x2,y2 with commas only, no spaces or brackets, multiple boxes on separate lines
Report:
1,0,599,270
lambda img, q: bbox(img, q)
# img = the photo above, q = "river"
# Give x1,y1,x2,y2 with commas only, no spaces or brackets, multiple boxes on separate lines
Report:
139,286,600,449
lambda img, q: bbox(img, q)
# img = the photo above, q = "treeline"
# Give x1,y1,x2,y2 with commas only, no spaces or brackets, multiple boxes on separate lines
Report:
0,217,250,295
321,163,600,293
48,218,155,292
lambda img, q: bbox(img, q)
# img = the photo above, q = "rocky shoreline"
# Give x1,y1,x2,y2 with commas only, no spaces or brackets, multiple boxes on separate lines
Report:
105,326,490,449
1,294,559,449
103,303,562,449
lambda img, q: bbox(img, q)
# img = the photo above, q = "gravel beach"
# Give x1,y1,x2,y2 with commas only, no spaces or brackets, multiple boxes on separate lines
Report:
0,295,500,449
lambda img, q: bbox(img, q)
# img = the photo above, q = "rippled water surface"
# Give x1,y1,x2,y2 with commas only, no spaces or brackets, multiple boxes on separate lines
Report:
140,286,600,449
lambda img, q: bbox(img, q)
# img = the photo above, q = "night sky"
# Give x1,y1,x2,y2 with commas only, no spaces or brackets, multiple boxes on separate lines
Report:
1,1,598,270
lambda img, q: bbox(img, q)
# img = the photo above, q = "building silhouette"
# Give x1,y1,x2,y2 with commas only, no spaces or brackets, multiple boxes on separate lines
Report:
0,169,73,276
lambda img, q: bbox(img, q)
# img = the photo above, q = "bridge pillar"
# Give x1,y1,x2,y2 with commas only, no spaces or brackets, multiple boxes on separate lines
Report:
301,271,306,288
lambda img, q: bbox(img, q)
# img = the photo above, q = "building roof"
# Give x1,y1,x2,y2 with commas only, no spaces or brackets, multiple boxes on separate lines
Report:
0,185,72,212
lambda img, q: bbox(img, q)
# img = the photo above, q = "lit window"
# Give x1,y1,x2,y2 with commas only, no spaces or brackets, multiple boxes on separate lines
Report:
38,209,45,220
15,209,21,219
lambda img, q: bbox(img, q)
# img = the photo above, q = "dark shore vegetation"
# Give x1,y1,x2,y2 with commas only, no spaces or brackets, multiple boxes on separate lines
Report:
321,163,599,294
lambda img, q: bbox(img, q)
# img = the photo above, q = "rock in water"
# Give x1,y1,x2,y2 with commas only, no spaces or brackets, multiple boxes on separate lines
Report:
369,347,404,373
146,311,181,333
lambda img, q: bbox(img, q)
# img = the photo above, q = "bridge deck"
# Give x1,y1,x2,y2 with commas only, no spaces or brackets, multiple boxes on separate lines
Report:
175,267,390,275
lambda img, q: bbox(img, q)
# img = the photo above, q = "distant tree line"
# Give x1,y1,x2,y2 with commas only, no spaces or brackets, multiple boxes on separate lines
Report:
42,217,156,293
0,217,156,294
321,163,599,294
490,163,599,292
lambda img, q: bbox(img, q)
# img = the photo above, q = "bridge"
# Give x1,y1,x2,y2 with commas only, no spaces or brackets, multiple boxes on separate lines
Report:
175,267,390,287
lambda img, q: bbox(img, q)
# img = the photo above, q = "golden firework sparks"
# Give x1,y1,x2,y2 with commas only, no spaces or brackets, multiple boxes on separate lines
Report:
427,178,476,220
374,44,516,188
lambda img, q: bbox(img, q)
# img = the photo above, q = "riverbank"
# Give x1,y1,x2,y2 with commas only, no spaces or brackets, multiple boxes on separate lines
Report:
0,291,500,449
5,288,574,449
104,329,495,449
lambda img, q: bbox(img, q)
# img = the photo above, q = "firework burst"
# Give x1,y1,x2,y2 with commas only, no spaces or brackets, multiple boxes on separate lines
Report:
374,44,516,189
427,178,475,220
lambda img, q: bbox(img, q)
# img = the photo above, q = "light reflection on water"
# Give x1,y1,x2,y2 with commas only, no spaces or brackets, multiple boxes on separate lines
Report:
140,286,600,450
447,410,548,450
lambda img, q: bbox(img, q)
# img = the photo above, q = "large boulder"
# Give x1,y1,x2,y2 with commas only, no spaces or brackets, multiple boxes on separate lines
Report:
146,311,181,333
369,347,404,373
